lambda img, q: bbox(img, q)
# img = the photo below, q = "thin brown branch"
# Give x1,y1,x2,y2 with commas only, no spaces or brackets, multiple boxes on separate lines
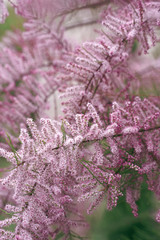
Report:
79,62,102,107
55,0,109,20
52,125,160,150
65,19,98,31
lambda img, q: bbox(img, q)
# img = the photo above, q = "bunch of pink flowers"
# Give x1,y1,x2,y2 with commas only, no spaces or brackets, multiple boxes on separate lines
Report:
0,0,159,239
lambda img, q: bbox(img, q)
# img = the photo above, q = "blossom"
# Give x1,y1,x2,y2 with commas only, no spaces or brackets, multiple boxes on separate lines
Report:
0,99,159,238
0,0,159,239
0,0,8,23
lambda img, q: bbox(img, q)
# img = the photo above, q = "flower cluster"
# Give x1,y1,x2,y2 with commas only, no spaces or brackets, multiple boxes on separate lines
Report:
0,99,159,239
60,0,160,119
0,8,71,149
0,0,159,239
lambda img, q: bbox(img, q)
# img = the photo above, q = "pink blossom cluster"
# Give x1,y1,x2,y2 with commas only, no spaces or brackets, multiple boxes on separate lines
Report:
0,5,72,149
0,0,8,24
0,0,159,239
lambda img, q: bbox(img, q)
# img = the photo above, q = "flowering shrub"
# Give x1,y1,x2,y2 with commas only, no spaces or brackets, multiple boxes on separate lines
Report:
0,0,160,239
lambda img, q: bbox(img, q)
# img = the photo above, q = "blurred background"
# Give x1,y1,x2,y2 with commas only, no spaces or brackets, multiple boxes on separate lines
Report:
0,4,160,240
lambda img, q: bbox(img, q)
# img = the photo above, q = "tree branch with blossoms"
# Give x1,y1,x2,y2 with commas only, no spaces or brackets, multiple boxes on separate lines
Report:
0,0,159,239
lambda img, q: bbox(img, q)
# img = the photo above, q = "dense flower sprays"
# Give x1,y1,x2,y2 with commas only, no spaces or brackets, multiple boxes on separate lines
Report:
0,100,159,239
0,0,159,239
0,6,72,149
61,0,160,119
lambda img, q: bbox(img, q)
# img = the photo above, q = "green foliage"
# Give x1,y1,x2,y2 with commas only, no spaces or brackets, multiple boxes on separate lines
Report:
61,120,67,144
0,7,23,39
54,232,64,240
89,184,160,240
5,134,21,165
131,40,138,53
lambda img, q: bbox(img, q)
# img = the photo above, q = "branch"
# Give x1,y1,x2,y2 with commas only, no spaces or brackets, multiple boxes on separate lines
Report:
52,125,160,150
65,19,98,31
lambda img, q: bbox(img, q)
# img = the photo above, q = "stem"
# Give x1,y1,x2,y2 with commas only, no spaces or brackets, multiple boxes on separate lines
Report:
65,19,98,31
52,125,160,151
0,207,13,216
80,160,105,186
79,57,103,107
55,1,109,19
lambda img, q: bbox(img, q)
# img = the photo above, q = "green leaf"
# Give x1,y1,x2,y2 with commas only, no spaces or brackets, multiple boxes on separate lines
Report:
5,133,21,165
55,232,64,240
0,208,13,216
61,120,66,144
